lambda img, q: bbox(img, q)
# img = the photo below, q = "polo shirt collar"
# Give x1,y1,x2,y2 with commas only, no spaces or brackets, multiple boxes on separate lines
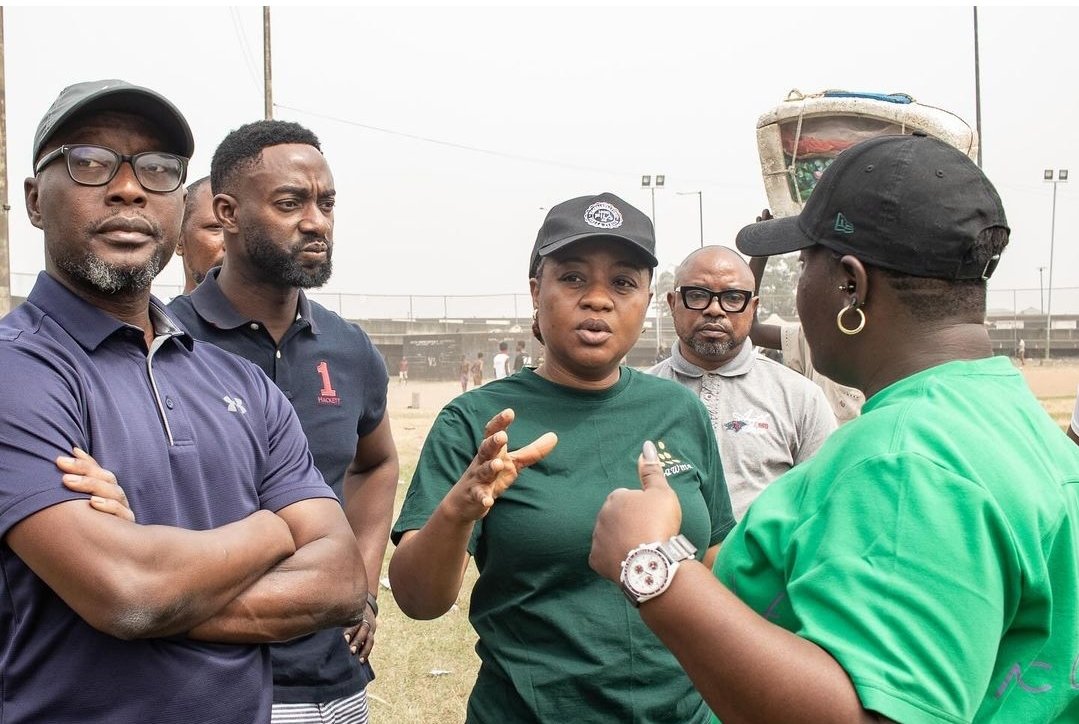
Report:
27,271,193,352
669,338,755,378
188,267,319,334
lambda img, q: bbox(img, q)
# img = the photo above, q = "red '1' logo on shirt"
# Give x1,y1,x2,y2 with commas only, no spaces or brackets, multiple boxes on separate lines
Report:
316,361,342,406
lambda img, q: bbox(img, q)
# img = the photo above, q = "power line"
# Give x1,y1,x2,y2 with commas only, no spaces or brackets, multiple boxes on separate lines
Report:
229,6,262,96
276,102,758,190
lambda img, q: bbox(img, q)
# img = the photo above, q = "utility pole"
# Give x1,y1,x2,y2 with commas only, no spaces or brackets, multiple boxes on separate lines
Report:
973,6,983,168
1043,169,1068,360
263,7,273,120
677,190,704,247
0,8,10,317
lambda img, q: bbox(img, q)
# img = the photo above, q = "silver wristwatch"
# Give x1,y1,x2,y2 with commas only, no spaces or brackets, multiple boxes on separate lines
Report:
619,534,698,607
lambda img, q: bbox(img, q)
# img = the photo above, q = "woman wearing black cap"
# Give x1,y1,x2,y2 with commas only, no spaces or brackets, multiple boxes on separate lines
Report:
390,193,735,723
590,135,1079,723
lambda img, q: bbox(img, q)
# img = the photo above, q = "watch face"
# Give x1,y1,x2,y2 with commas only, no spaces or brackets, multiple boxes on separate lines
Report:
622,549,670,597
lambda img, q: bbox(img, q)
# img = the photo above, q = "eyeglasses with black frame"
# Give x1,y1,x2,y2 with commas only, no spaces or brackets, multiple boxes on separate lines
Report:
34,144,188,193
675,285,755,313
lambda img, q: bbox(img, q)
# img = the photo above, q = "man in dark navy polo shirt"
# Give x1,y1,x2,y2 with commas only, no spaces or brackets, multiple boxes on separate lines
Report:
169,119,398,724
0,80,367,724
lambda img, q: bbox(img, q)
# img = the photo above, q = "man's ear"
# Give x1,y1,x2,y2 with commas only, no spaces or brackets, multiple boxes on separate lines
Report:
666,290,676,314
214,193,240,234
24,177,43,230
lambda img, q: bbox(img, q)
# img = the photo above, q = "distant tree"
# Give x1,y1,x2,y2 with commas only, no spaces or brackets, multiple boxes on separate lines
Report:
756,253,800,320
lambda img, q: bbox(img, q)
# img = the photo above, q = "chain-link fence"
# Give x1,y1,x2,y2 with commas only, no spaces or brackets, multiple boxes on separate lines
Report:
12,271,1079,328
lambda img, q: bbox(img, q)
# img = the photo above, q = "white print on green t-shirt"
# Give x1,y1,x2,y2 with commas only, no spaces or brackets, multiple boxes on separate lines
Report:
993,655,1079,698
656,440,695,478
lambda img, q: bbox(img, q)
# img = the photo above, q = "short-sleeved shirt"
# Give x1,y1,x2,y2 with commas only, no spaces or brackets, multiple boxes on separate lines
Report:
715,356,1079,723
648,339,836,520
780,323,864,423
393,367,736,723
492,351,510,379
169,267,388,704
0,272,334,724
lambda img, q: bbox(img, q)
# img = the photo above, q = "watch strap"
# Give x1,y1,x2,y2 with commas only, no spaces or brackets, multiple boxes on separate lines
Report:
658,534,697,563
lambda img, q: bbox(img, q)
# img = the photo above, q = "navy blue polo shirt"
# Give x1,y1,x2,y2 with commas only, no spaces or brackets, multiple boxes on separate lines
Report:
0,272,334,724
169,267,388,704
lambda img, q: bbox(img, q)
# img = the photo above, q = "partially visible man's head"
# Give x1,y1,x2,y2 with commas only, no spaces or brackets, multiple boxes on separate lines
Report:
669,246,758,370
26,79,193,297
176,176,224,292
210,120,334,289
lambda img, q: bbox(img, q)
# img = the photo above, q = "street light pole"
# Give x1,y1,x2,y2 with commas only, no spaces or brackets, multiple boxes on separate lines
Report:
1043,169,1068,360
642,174,666,353
1037,266,1046,313
677,190,704,247
641,174,665,233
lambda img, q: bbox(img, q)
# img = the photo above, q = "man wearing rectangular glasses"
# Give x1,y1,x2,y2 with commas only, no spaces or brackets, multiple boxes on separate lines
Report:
648,246,835,520
0,79,366,723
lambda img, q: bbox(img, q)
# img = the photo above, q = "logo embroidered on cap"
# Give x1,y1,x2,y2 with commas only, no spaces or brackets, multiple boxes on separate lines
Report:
584,202,623,229
223,395,247,414
834,213,854,235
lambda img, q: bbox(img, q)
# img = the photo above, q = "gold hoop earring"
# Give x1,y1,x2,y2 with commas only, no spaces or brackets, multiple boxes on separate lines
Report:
836,300,866,335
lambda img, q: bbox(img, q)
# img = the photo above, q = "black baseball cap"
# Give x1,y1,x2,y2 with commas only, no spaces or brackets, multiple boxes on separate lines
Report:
529,192,657,276
33,79,194,163
736,133,1009,280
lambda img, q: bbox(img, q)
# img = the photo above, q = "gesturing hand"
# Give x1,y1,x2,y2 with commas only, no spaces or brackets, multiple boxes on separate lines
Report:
589,440,682,583
446,408,558,523
57,447,135,523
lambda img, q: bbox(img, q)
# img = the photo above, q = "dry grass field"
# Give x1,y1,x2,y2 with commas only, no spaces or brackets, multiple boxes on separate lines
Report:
365,361,1079,723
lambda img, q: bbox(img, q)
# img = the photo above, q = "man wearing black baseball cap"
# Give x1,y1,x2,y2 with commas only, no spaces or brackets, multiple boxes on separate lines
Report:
1,80,368,723
590,135,1079,722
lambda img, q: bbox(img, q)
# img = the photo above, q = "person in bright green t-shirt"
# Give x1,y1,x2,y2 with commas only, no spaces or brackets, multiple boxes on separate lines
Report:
390,193,735,723
590,135,1079,723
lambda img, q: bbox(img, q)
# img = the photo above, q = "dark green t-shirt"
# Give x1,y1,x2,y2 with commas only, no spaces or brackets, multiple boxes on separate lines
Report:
394,367,735,723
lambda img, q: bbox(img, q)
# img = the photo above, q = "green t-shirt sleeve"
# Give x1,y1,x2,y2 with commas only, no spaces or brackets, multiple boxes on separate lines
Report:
391,403,484,554
786,453,1015,724
695,400,736,546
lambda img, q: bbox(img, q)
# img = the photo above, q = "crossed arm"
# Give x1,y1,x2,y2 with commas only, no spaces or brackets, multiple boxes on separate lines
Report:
341,414,400,659
25,451,365,643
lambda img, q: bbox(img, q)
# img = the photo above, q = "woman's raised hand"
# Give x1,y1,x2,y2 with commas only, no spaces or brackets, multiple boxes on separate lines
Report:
447,409,557,522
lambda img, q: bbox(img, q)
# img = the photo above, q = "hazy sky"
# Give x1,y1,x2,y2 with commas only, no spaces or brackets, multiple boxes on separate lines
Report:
5,4,1078,316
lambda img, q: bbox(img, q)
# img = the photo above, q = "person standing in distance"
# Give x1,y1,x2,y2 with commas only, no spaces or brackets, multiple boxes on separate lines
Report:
493,341,510,379
168,120,398,724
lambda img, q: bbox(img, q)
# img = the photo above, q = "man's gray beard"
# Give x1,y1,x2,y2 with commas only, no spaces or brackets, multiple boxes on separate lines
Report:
688,336,738,361
55,251,162,296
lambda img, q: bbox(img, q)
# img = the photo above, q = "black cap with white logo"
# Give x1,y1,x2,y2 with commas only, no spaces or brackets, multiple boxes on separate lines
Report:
530,192,657,277
736,133,1009,280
